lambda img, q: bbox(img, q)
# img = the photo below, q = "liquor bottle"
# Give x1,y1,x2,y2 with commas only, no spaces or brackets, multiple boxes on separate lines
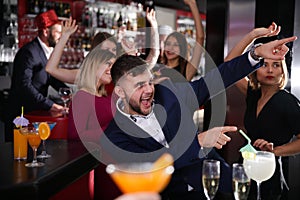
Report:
33,0,40,14
136,4,145,29
112,12,118,30
117,12,123,28
82,7,92,28
41,1,47,13
97,7,105,28
63,3,71,18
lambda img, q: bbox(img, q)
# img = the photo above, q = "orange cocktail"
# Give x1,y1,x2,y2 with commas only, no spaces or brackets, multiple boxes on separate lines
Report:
20,127,45,167
14,129,28,160
106,153,174,193
27,134,41,149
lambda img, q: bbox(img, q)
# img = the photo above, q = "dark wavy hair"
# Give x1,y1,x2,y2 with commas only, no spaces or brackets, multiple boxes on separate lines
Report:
111,54,149,85
161,32,188,76
91,31,117,50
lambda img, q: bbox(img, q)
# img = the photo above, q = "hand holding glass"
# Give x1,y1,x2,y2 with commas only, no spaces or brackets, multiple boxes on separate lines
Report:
243,151,275,200
232,163,250,200
58,87,72,113
202,159,220,200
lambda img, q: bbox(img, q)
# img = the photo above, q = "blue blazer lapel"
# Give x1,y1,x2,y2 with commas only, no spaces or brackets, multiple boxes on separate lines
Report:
33,38,48,67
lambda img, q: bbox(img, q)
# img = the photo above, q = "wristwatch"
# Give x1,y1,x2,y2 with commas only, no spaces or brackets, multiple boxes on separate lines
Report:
250,43,263,61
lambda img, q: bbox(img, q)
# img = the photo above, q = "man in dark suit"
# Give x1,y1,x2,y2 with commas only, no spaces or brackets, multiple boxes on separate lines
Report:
99,35,296,200
4,10,67,142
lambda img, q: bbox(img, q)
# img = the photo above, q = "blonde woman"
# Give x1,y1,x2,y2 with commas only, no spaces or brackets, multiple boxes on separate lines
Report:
68,47,116,141
225,23,300,200
67,47,122,200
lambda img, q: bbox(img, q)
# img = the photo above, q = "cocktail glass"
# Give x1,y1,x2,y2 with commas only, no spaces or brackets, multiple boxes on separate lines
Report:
33,122,56,159
243,151,275,200
20,127,44,167
106,154,174,193
202,159,220,200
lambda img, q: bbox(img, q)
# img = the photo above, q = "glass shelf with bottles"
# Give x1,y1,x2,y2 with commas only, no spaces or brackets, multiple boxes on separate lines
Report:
27,0,71,18
83,1,147,45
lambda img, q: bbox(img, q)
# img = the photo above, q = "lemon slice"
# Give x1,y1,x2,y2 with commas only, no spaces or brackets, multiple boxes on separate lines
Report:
242,151,256,160
38,122,51,140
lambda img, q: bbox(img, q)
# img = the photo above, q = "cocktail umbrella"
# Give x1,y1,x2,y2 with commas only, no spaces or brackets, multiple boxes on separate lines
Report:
13,106,29,128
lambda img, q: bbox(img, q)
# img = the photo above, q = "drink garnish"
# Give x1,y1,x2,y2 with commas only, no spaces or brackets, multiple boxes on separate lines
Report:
239,129,257,159
13,106,29,128
241,151,256,160
38,122,51,140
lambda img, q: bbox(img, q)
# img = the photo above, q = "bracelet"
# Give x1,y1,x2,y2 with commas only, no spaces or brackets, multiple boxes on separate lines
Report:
250,43,263,61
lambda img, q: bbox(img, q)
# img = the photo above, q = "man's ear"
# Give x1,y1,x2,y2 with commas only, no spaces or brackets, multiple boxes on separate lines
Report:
42,28,49,37
114,85,125,98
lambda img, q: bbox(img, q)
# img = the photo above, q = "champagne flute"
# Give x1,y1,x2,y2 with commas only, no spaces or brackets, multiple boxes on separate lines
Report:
232,163,250,200
202,159,220,200
58,87,72,114
20,126,44,167
243,151,276,200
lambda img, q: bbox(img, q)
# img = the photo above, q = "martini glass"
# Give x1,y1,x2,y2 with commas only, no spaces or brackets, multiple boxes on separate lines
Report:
33,122,56,159
106,153,174,193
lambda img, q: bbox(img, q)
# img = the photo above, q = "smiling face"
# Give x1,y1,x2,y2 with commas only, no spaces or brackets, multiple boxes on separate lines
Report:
116,70,155,116
256,59,284,87
164,36,181,61
96,57,116,88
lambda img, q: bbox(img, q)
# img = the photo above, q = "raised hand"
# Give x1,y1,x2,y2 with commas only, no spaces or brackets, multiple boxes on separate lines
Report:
255,36,297,60
146,8,157,29
61,17,78,37
252,22,281,39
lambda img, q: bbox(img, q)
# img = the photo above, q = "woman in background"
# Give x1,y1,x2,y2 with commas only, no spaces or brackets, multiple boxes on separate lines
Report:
225,22,300,200
159,0,205,81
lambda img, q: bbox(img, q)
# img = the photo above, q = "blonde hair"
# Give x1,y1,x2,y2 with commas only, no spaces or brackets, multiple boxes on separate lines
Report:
76,47,115,96
249,59,288,90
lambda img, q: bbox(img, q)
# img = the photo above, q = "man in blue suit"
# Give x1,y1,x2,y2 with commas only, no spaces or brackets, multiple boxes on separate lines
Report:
100,37,296,199
5,10,67,142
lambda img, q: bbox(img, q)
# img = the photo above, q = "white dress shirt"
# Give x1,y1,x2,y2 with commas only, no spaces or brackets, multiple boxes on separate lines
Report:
37,36,53,59
116,98,169,148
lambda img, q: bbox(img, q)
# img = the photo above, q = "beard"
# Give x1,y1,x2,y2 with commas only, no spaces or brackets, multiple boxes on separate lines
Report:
125,94,152,116
48,33,57,48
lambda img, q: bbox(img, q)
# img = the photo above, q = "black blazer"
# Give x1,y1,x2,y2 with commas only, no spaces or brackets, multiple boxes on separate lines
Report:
7,37,67,119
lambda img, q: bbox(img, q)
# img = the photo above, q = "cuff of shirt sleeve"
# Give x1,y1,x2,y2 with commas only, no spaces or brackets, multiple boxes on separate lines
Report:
199,146,211,159
248,51,260,66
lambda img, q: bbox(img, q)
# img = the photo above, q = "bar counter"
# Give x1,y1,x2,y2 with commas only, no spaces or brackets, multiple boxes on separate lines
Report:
0,140,100,199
